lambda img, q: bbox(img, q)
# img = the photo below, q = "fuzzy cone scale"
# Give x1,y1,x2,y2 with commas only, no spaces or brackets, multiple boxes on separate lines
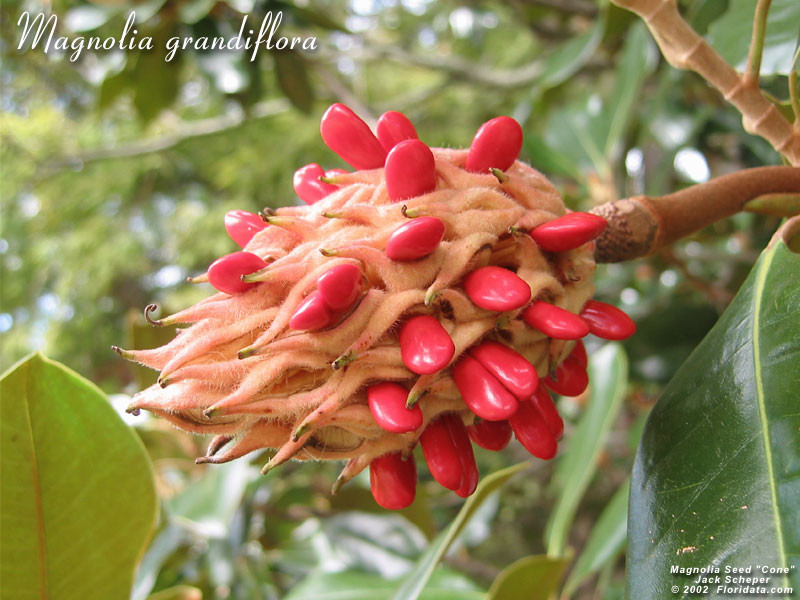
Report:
118,142,597,491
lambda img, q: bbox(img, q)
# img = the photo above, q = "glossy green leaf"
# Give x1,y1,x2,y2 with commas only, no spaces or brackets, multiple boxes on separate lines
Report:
563,479,629,596
545,343,629,557
599,21,657,159
166,460,253,538
286,568,484,600
627,227,800,596
708,0,800,75
274,51,315,114
0,353,158,600
389,462,530,600
486,554,569,600
536,9,606,92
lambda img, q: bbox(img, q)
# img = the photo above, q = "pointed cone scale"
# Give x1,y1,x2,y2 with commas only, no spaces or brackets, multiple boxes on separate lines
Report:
420,416,464,491
367,382,423,434
385,217,445,261
468,340,538,400
224,210,268,248
464,266,531,312
530,385,563,439
508,399,558,460
580,299,636,340
320,103,386,170
544,356,589,397
399,315,455,375
370,452,417,510
521,301,589,339
464,116,523,174
293,163,339,205
467,418,512,451
289,291,334,331
385,139,438,202
530,212,607,253
317,263,361,311
453,355,519,421
376,110,418,153
444,415,479,498
208,252,269,295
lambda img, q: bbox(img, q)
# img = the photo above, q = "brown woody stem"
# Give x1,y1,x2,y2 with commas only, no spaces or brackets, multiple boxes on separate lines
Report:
591,166,800,262
610,0,800,165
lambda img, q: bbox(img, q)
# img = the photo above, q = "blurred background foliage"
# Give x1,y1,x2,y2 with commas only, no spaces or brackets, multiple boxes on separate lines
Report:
1,0,797,598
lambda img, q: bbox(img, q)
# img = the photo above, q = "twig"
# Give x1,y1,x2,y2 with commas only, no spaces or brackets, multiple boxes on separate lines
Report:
39,99,290,175
609,0,800,165
790,44,800,129
515,0,598,17
361,44,544,88
743,0,772,86
591,166,800,262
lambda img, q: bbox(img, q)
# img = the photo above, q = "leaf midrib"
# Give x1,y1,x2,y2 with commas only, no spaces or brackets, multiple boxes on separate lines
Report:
23,361,48,599
751,243,788,586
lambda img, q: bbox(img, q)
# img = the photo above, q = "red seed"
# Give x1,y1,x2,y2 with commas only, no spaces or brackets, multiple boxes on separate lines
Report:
385,217,445,261
453,355,518,421
224,210,267,248
465,116,523,174
399,315,455,375
464,266,531,312
293,163,339,205
580,299,636,340
508,400,558,460
530,385,563,439
325,168,349,178
445,415,479,498
320,103,386,170
385,139,438,202
370,452,417,510
469,340,538,400
521,301,589,340
530,212,607,253
467,419,512,451
367,382,423,434
570,340,588,369
207,252,269,295
289,291,334,331
544,357,589,397
317,264,361,311
376,110,418,153
420,416,463,491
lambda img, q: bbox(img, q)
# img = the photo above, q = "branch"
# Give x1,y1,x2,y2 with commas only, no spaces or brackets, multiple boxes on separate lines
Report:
361,44,544,88
39,99,290,175
609,0,800,166
591,166,800,262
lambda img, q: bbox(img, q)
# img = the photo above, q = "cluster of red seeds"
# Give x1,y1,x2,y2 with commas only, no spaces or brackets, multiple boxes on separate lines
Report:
117,104,635,510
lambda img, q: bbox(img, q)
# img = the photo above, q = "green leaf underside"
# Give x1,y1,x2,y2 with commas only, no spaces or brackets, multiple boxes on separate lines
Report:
389,462,529,600
486,554,569,600
627,237,800,598
1,353,158,600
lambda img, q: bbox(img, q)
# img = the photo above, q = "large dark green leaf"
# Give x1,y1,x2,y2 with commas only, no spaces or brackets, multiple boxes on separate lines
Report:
0,353,158,600
627,221,800,597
